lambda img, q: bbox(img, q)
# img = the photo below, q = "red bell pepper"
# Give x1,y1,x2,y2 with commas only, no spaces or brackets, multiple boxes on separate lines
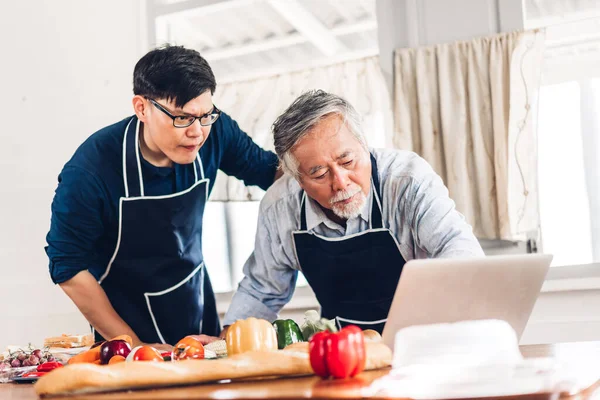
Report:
309,325,366,379
37,361,63,373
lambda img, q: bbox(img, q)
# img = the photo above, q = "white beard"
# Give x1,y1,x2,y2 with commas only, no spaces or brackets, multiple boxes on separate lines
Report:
330,185,367,220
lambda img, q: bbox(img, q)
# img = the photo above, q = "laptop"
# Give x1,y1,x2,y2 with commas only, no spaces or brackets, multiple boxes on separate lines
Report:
381,254,553,351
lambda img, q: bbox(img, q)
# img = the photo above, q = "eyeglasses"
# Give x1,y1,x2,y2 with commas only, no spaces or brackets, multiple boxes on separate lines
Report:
147,98,221,128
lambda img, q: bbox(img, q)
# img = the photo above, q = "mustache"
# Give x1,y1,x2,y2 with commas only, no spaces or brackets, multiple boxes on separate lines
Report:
330,185,362,204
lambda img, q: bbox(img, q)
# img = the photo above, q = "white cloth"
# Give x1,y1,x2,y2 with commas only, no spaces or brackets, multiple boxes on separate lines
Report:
393,30,545,240
366,319,600,399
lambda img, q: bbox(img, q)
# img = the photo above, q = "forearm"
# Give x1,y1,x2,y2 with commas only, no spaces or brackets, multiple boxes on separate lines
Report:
59,270,142,346
409,173,483,258
223,284,280,326
435,230,484,258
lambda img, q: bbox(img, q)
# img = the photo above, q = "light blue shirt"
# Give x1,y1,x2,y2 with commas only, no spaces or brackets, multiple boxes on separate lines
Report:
223,148,484,325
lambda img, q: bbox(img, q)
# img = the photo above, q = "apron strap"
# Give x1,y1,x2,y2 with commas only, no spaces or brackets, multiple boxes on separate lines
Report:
123,117,144,198
370,153,385,229
194,153,204,182
298,152,385,231
299,192,308,231
124,118,206,196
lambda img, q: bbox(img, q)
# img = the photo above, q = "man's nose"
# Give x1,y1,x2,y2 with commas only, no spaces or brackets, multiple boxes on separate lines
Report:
186,119,204,138
331,167,350,192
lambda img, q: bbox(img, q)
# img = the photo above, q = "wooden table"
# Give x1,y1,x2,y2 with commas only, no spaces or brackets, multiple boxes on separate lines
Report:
3,342,600,400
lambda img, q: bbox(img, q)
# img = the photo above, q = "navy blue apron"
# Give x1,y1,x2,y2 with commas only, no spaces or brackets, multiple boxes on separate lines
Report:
96,117,220,344
292,154,406,334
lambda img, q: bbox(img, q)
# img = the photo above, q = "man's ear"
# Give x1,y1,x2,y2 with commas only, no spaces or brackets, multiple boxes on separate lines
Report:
132,95,149,122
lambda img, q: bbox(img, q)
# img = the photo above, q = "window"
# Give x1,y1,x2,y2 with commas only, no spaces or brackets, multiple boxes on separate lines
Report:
534,15,600,266
203,201,309,293
537,80,599,266
201,202,230,293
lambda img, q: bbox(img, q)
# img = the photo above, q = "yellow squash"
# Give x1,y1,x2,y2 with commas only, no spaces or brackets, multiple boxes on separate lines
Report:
225,317,278,356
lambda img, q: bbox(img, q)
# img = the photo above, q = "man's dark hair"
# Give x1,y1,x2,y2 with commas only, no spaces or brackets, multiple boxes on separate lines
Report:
133,45,216,108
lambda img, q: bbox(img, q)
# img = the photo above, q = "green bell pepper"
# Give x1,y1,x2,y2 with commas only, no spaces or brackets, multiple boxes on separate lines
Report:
272,319,304,349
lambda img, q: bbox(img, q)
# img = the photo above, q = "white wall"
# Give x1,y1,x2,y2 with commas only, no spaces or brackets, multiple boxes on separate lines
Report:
0,0,147,348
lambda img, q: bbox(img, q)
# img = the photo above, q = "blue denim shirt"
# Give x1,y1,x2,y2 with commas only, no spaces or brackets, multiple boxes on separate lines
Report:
223,148,484,325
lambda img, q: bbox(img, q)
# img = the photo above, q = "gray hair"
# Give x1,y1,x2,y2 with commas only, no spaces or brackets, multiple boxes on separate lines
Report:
272,90,367,179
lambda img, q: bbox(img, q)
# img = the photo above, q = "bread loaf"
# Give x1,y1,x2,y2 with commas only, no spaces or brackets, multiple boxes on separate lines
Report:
36,342,392,396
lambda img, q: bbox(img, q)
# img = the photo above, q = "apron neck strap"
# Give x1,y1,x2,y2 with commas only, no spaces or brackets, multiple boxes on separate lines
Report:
123,117,144,198
300,192,308,230
194,153,204,182
298,152,384,230
123,118,206,198
369,152,384,229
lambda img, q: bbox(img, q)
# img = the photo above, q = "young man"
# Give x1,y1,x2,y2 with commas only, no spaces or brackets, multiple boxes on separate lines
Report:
46,45,280,350
223,90,483,334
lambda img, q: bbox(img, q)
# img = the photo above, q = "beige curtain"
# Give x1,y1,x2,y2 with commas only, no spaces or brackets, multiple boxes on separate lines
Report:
393,30,545,241
211,56,393,201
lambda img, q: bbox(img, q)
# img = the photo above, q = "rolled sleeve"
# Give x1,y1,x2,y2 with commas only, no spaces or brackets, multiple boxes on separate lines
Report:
223,211,298,325
45,166,107,284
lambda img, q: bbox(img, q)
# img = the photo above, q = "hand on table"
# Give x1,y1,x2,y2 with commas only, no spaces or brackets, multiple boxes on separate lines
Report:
186,334,221,345
138,335,220,353
219,326,229,340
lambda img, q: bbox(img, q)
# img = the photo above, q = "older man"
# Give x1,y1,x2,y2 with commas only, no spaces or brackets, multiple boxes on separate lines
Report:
223,90,484,334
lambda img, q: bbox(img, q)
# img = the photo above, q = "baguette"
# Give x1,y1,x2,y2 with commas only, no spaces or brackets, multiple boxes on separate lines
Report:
36,342,391,396
363,329,383,343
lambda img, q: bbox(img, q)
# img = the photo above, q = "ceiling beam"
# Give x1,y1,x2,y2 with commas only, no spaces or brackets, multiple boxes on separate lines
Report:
205,34,305,61
267,0,347,56
333,19,377,36
203,19,376,61
167,16,219,48
357,0,377,19
327,0,359,23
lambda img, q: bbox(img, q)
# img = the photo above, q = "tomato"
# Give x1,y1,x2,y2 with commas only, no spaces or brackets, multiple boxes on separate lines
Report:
126,346,164,362
108,355,126,364
172,335,205,360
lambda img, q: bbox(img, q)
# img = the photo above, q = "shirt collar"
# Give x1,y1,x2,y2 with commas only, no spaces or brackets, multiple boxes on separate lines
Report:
304,184,373,232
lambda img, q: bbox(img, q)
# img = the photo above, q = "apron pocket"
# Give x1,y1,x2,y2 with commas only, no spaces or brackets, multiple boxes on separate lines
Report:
335,316,387,334
144,263,205,344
